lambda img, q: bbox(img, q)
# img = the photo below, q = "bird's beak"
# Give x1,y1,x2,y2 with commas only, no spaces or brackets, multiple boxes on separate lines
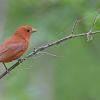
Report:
32,28,37,33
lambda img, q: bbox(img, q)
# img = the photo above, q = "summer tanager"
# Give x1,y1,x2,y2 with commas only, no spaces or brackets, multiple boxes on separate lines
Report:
0,26,37,72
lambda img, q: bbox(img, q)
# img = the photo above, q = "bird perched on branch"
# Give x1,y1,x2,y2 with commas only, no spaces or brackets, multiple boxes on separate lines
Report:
0,26,37,72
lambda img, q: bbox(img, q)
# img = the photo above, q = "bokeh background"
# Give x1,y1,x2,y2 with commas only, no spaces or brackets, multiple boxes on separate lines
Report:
0,0,100,100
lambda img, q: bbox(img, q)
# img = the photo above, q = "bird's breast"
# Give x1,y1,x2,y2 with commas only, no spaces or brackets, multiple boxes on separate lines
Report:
0,38,29,63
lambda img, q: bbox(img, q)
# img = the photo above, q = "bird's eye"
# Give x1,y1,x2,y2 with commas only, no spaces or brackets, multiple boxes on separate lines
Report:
26,30,30,32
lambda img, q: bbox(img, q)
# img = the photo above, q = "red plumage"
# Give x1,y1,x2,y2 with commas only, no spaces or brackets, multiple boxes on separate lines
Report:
0,26,36,63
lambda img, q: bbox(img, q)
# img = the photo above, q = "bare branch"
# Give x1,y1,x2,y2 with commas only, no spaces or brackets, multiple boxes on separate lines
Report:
87,9,100,41
90,9,100,32
0,30,100,79
40,51,63,58
71,19,80,34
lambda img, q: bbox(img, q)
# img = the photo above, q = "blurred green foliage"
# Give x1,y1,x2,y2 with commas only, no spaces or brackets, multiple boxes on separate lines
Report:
0,0,100,100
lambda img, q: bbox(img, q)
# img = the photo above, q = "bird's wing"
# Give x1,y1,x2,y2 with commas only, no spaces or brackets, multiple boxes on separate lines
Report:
0,42,25,61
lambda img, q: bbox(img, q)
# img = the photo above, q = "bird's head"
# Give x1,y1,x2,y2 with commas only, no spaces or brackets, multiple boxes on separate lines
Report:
15,26,37,40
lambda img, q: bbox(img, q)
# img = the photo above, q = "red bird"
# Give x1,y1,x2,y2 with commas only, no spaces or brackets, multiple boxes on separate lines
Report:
0,26,37,72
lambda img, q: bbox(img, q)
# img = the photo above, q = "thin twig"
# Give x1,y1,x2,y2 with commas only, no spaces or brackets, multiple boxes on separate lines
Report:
0,30,100,79
90,9,100,32
71,19,80,34
39,51,63,58
87,9,100,40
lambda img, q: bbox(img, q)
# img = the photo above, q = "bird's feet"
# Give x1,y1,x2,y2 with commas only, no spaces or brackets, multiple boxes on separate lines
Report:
2,62,9,74
18,59,23,63
6,68,9,74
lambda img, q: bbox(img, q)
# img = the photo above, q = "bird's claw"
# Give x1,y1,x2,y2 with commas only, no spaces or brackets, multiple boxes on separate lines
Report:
6,69,9,74
18,59,23,63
